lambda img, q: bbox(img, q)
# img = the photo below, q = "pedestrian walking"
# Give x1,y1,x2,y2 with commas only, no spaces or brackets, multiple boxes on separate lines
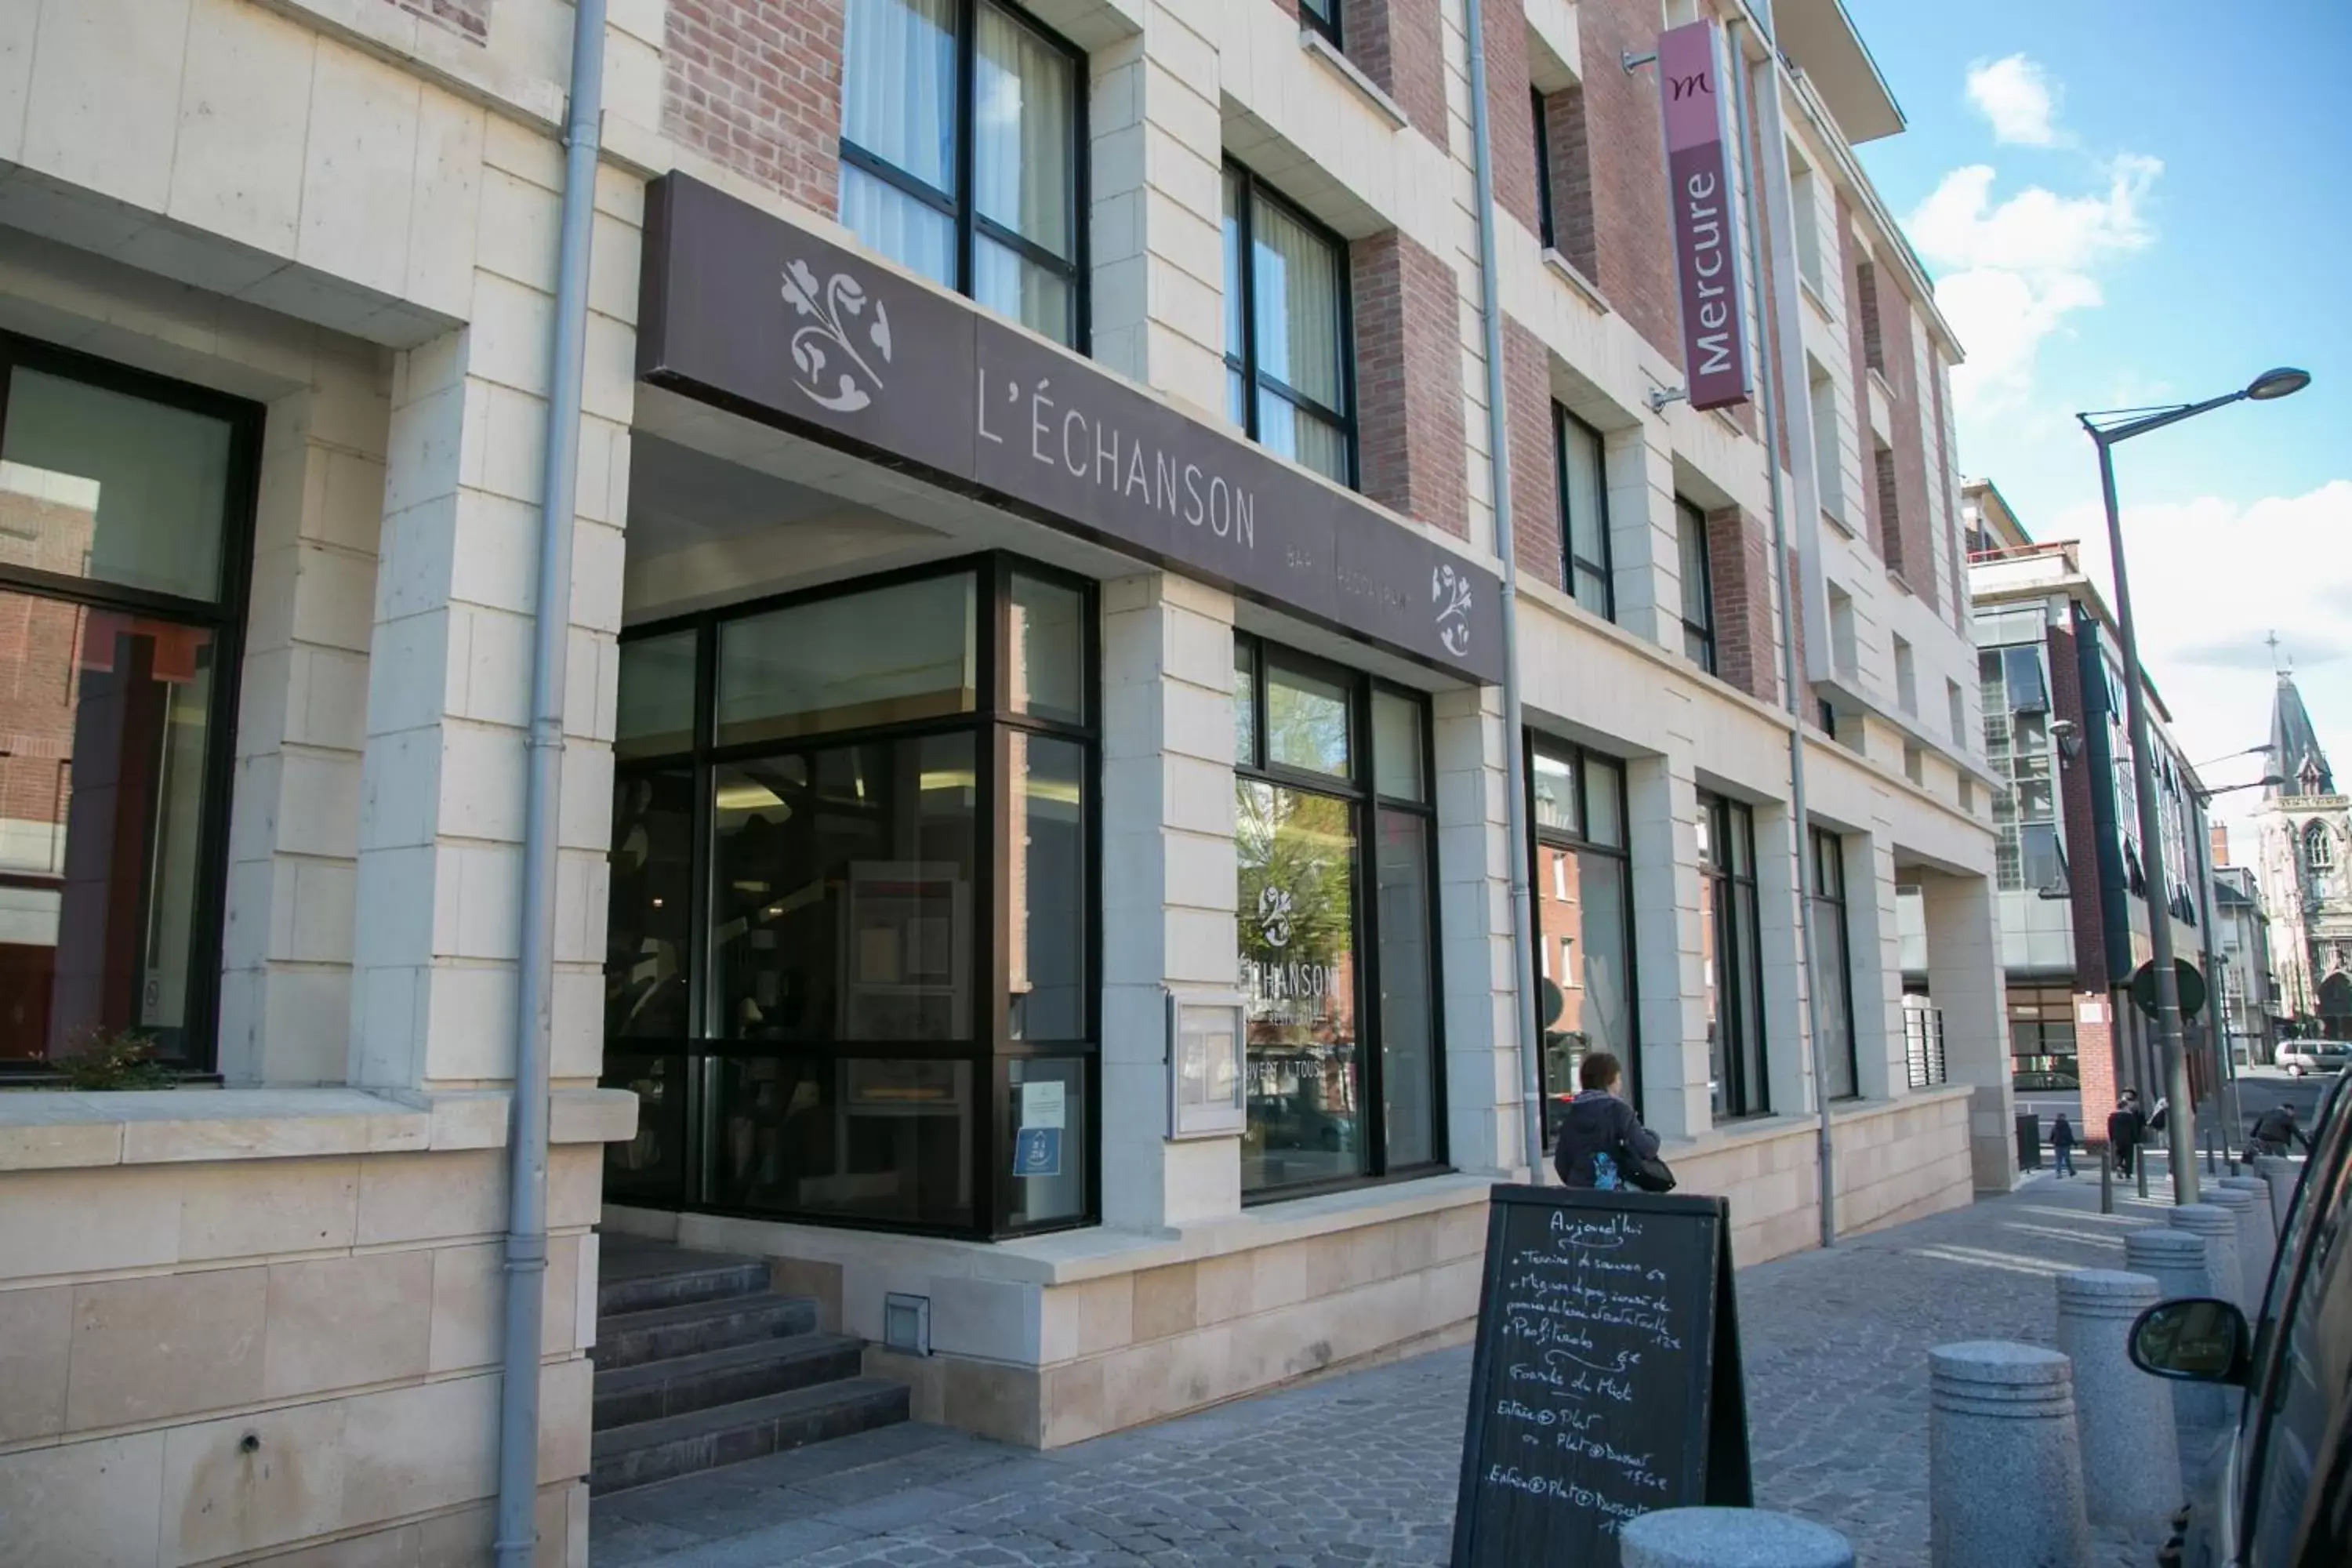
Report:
2106,1091,2144,1178
2051,1112,2078,1178
1552,1051,1664,1190
2249,1103,2310,1158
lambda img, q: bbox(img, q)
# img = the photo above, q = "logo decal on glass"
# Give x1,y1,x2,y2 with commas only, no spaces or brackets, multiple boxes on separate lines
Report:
782,258,893,412
1432,564,1474,658
1257,885,1294,949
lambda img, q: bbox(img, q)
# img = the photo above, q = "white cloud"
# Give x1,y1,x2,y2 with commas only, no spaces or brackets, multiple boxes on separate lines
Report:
1910,155,2161,414
2043,481,2352,826
1965,55,2065,146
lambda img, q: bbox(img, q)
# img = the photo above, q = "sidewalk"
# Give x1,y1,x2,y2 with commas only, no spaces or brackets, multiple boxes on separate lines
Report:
591,1168,2209,1567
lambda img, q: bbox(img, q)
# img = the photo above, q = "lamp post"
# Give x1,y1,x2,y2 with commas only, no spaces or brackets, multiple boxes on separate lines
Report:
2078,367,2310,1203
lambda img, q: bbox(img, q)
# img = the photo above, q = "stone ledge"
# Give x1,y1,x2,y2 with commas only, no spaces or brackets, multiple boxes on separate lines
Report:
1540,247,1610,315
0,1087,637,1173
1297,31,1409,131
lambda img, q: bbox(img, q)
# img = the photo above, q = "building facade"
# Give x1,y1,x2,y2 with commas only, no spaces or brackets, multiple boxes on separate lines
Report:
0,0,2004,1559
1962,480,2224,1131
2253,673,2352,1040
2209,830,2281,1067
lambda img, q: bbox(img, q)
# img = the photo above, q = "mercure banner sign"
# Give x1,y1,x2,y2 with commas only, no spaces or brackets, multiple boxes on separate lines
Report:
1658,20,1751,412
635,174,1504,684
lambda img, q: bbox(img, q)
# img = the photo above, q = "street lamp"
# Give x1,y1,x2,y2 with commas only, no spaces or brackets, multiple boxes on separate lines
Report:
2078,367,2310,1203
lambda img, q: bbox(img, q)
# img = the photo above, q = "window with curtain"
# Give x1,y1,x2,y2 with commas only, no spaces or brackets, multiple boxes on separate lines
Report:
1235,635,1441,1197
1224,165,1353,488
840,0,1083,348
1677,497,1715,673
1699,793,1768,1119
1527,736,1638,1143
1809,829,1857,1102
1555,406,1612,619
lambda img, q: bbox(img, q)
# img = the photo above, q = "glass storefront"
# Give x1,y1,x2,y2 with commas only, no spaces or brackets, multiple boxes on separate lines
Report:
1526,736,1638,1141
1233,636,1443,1196
2008,983,2080,1089
604,557,1097,1237
0,341,256,1074
1700,793,1769,1119
1809,828,1859,1101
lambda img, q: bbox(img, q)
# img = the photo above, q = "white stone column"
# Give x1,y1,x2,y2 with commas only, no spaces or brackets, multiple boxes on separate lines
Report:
1098,572,1240,1228
1606,425,1685,659
1753,797,1814,1117
1629,751,1707,1140
1846,830,1903,1100
1920,869,2014,1190
346,144,639,1095
1433,685,1519,1176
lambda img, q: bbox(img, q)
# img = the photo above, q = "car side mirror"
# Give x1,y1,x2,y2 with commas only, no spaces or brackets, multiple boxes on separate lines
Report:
2128,1298,2252,1385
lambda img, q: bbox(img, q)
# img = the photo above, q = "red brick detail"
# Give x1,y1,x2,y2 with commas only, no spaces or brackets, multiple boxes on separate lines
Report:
1703,505,1777,705
663,0,845,215
1338,0,1446,141
1475,0,1541,234
1539,85,1595,276
1875,266,1936,612
1352,230,1470,538
1786,544,1819,721
2076,1002,2119,1140
1837,198,1879,565
1502,318,1559,585
386,0,488,42
1576,0,1679,361
1930,354,1965,633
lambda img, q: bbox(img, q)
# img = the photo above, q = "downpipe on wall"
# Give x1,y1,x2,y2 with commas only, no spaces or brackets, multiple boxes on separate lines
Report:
495,1,607,1562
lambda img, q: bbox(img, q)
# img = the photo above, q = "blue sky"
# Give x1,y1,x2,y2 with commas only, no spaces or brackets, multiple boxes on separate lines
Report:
1843,0,2351,829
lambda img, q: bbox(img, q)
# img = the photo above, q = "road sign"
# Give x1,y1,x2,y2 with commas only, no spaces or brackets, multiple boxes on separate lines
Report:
2129,958,2207,1022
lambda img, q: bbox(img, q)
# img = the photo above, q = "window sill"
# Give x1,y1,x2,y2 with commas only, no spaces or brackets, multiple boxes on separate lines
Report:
1821,504,1856,539
1868,365,1896,403
1298,30,1408,130
1540,247,1611,314
1798,271,1835,323
0,1085,637,1171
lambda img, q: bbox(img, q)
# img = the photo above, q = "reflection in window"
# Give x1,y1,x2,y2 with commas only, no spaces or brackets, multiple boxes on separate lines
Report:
1238,782,1362,1190
1701,793,1768,1119
1376,811,1436,1167
717,574,975,746
1529,735,1635,1138
710,1055,975,1229
1008,733,1087,1040
1265,655,1351,778
608,769,695,1039
1809,829,1857,1101
1677,499,1715,673
1224,165,1352,486
615,630,696,762
1555,408,1613,619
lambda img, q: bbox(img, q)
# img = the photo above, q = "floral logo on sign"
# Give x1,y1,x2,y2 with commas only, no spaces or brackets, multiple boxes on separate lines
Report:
782,258,893,412
1432,564,1474,658
1257,886,1294,949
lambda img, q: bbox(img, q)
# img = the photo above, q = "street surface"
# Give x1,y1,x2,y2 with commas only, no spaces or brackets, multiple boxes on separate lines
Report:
589,1163,2268,1567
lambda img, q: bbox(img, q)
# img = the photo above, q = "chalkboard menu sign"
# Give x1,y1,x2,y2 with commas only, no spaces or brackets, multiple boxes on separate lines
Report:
1450,1185,1751,1567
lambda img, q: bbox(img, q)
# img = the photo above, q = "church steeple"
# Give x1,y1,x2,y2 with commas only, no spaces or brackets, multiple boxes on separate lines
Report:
2270,669,2335,798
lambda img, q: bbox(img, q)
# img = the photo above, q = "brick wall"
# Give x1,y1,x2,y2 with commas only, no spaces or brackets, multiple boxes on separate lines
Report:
1703,505,1777,704
1478,0,1541,234
1539,85,1595,276
1503,318,1559,583
1338,0,1446,142
385,0,488,42
1931,354,1965,633
664,0,844,215
1576,0,1678,361
2049,621,2111,991
1877,270,1936,611
1352,230,1471,538
1838,198,1878,563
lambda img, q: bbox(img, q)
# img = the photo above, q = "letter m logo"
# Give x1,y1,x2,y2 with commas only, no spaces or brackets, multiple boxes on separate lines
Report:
1669,71,1710,101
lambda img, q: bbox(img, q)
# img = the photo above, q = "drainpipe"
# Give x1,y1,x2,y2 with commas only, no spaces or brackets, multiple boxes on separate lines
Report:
495,2,606,1563
1726,8,1837,1248
1462,0,1545,1178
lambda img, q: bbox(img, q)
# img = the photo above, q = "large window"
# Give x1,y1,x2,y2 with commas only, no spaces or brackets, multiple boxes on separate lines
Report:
839,0,1085,347
1554,408,1613,619
1531,89,1555,250
1676,498,1715,673
1527,737,1637,1142
1809,829,1857,1102
1699,793,1768,1119
1223,165,1354,488
1234,636,1441,1196
2007,984,2078,1091
1980,644,2066,895
0,342,257,1075
605,558,1098,1238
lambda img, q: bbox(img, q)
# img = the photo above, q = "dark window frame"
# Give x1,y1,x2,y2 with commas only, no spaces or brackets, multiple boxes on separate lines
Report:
1224,161,1358,490
1298,0,1341,46
1809,827,1860,1102
1676,496,1716,674
1700,792,1769,1120
1523,733,1641,1137
837,0,1091,353
606,553,1102,1241
1531,88,1555,250
0,334,264,1079
1233,632,1446,1202
1553,405,1613,620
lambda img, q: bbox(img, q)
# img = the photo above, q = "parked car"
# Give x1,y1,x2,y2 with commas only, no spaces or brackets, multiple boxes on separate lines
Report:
2129,1073,2350,1567
2276,1039,2350,1076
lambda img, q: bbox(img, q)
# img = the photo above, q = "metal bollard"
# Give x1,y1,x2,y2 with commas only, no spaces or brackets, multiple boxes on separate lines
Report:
2205,1185,2267,1312
2172,1204,2250,1318
2124,1229,2230,1432
2136,1141,2149,1199
1620,1508,1854,1568
2099,1145,2114,1214
1929,1342,2091,1568
2056,1271,2180,1527
2217,1174,2279,1272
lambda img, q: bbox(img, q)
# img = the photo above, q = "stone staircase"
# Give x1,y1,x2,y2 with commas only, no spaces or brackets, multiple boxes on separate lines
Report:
590,1236,908,1493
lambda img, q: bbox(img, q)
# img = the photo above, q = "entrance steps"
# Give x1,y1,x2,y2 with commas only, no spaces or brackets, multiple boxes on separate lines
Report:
590,1236,907,1493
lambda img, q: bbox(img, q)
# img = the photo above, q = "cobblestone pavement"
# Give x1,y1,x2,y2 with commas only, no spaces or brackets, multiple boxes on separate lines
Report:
593,1168,2223,1568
